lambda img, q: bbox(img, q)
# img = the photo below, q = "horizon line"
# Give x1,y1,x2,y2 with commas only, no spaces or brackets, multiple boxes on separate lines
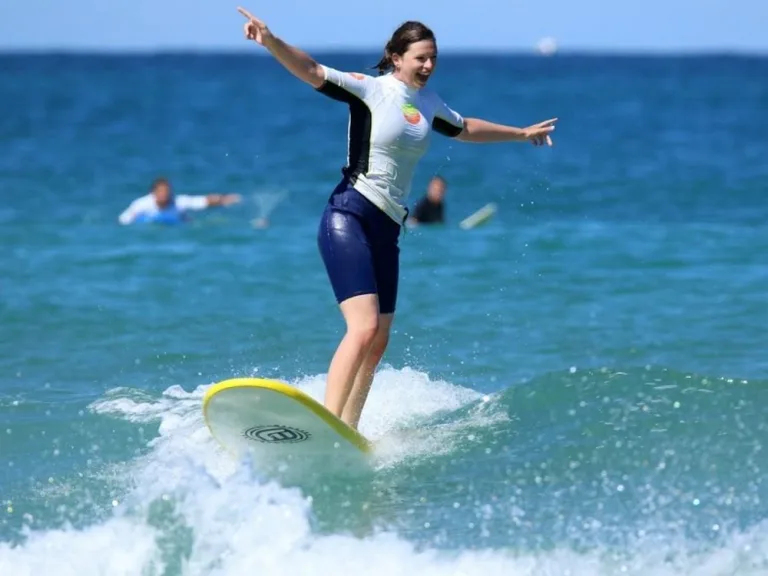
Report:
1,46,766,57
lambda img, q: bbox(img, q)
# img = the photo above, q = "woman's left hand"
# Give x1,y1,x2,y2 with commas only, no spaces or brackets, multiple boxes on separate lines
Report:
523,118,557,146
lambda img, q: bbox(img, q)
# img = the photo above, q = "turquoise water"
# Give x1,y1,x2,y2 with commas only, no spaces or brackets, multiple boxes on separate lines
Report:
1,53,767,574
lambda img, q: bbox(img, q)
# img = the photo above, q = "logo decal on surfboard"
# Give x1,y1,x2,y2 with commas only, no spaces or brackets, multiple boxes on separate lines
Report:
243,425,311,444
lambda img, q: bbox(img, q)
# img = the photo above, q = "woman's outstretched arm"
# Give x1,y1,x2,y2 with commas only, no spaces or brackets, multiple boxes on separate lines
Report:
237,6,324,88
457,118,557,146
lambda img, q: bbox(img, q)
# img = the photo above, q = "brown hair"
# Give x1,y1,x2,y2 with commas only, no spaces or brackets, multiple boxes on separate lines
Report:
150,177,170,191
431,175,447,186
372,21,437,75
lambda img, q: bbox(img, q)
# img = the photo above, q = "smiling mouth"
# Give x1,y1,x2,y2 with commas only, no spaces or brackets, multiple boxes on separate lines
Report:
416,73,431,83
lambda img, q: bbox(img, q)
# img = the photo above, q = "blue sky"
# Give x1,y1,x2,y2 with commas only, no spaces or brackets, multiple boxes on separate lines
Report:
1,0,766,52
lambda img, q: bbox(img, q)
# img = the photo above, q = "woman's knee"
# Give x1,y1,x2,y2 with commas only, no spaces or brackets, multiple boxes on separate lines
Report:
341,296,380,348
368,327,390,360
347,319,379,349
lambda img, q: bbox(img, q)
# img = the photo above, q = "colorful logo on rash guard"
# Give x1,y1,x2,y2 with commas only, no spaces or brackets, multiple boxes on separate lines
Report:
402,103,421,124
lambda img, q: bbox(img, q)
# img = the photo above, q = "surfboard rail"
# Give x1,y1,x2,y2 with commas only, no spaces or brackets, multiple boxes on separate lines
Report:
202,377,372,454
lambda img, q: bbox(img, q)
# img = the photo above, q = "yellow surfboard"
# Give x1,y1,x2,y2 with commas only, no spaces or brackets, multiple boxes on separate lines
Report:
203,378,372,479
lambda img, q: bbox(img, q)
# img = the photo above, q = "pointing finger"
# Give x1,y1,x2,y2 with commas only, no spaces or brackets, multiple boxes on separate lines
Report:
237,6,260,22
537,118,558,127
237,6,254,19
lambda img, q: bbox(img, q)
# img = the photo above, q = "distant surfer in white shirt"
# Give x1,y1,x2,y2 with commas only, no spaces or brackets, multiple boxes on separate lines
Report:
237,7,557,430
118,177,241,225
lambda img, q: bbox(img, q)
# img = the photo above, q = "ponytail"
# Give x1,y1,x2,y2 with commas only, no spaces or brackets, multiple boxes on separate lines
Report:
372,44,393,75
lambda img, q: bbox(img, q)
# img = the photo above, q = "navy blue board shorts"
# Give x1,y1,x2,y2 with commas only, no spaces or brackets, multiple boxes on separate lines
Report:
317,179,402,314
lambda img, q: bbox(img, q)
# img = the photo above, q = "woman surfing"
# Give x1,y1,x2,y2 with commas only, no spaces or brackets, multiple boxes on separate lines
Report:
237,7,557,430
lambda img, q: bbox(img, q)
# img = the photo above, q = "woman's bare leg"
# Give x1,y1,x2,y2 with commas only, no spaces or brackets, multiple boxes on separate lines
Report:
324,294,380,419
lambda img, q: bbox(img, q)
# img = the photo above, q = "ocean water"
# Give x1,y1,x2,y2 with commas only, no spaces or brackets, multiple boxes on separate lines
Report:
1,52,767,575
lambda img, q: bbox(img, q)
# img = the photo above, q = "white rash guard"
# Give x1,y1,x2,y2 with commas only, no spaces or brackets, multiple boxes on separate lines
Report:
118,194,209,225
317,65,465,225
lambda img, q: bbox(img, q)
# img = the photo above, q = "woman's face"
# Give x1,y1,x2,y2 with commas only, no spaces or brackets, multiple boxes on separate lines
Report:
392,40,437,89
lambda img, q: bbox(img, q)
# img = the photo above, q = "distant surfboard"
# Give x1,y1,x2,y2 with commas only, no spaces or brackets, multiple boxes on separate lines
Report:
203,378,372,481
459,203,497,230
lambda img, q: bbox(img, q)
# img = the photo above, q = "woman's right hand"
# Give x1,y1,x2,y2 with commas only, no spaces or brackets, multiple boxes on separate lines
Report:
237,7,273,47
235,5,323,88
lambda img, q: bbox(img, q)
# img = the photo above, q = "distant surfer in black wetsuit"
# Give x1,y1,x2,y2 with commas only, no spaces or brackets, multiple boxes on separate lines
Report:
407,175,447,226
